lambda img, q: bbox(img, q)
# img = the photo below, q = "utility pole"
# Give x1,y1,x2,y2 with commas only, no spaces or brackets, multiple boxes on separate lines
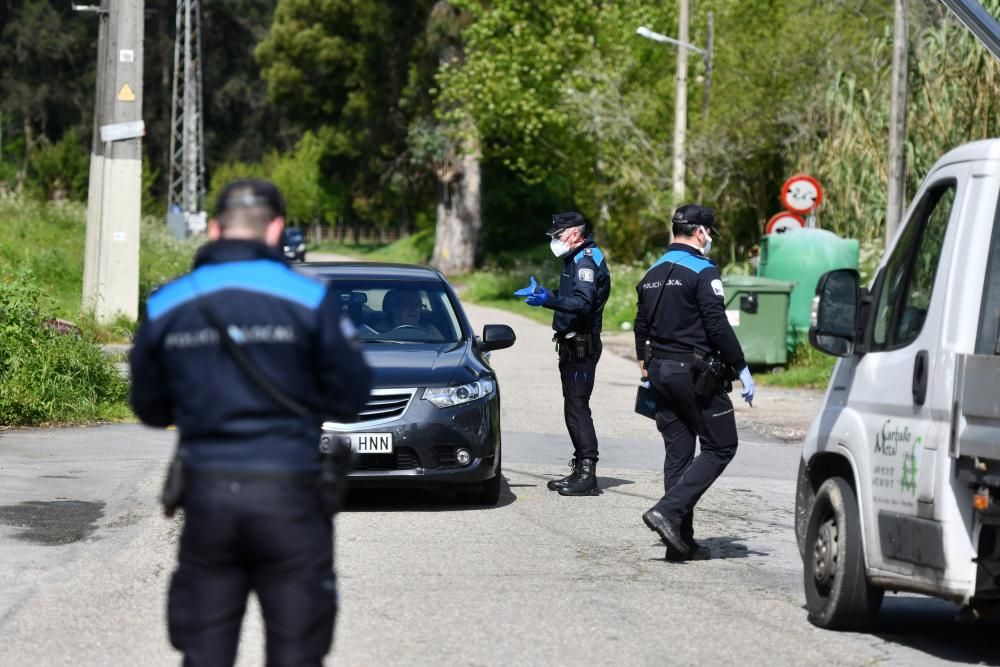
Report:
81,0,144,323
636,9,710,205
885,0,909,249
697,12,714,202
673,0,690,204
167,0,205,238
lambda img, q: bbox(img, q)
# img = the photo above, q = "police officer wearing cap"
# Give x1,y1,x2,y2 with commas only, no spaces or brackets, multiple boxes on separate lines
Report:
130,178,373,665
514,211,611,496
634,204,755,561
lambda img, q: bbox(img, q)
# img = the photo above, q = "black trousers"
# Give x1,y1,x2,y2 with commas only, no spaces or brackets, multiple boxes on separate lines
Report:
168,474,336,667
558,340,601,462
647,358,738,540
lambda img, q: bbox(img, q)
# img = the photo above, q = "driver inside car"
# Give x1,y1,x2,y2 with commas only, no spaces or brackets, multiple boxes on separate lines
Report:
379,289,442,338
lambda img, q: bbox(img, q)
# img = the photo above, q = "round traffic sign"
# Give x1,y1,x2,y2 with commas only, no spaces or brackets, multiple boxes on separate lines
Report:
765,211,805,235
780,174,823,213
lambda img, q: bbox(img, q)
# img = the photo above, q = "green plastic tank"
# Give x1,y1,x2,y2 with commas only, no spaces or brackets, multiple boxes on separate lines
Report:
758,229,859,339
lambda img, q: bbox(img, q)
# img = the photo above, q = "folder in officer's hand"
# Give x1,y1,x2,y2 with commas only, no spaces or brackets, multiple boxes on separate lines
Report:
635,379,657,420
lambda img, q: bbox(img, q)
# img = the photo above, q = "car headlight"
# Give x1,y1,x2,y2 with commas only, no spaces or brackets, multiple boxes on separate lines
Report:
423,378,495,408
296,242,306,252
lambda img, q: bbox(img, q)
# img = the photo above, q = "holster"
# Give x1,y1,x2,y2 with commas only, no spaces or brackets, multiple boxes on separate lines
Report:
317,434,356,516
161,449,186,518
691,352,736,398
555,332,593,361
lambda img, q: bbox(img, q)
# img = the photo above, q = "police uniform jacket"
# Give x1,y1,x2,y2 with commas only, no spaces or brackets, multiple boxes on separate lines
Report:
633,243,746,370
546,238,611,338
129,240,372,473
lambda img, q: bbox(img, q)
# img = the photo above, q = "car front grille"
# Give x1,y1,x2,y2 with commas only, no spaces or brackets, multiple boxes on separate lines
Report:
354,446,420,471
325,388,417,429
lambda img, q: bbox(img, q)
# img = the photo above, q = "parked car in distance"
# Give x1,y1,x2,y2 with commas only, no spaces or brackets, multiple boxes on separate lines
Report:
282,228,306,262
299,262,516,505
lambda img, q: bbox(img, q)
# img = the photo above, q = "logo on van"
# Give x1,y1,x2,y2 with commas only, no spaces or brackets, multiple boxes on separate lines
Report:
874,419,911,456
900,437,920,495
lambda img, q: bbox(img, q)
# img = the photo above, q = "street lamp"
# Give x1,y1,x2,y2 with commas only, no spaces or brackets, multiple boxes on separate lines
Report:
637,9,713,203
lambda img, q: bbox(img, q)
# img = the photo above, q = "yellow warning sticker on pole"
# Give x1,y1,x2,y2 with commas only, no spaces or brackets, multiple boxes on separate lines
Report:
117,83,136,102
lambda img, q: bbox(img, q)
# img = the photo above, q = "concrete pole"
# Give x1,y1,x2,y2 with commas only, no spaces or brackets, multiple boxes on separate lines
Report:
672,0,690,204
696,12,713,202
83,0,144,323
885,0,909,249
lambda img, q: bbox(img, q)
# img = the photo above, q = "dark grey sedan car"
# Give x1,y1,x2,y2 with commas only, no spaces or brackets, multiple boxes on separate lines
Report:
300,262,516,505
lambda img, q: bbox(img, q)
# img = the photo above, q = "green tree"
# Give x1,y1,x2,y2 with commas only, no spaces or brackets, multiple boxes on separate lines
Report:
0,1,96,176
257,0,438,227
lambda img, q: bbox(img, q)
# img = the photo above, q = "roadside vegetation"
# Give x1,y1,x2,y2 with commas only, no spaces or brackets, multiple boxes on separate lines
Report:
0,196,199,426
0,272,130,425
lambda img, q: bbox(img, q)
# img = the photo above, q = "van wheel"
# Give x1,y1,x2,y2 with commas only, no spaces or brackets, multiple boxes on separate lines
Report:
803,477,883,630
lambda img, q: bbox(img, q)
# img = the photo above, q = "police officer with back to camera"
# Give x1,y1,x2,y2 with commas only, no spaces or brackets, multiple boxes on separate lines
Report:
129,178,373,666
513,211,611,496
634,204,755,561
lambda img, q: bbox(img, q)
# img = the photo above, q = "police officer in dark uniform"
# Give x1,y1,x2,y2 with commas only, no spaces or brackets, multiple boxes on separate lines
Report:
633,204,755,560
130,179,373,666
514,211,611,496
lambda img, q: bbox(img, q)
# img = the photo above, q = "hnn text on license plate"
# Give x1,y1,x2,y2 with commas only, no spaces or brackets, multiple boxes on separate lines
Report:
350,432,393,454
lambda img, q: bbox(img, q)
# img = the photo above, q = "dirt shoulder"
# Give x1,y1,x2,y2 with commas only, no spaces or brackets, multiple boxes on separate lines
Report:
601,331,823,444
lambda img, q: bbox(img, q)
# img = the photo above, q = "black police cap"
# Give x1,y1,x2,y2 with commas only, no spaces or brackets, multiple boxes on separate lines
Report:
672,204,718,232
214,178,286,219
546,211,587,236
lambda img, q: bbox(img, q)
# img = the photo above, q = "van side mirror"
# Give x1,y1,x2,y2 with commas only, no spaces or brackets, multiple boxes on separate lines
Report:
481,324,516,352
809,268,860,357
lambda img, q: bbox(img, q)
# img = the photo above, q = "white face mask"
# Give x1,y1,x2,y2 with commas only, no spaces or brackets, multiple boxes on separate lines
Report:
699,227,713,255
550,238,572,257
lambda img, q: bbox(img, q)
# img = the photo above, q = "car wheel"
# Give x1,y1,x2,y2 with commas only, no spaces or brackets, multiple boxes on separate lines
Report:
457,454,502,506
803,476,883,630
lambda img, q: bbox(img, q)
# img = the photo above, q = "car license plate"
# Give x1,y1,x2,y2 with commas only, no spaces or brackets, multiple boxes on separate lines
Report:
349,432,393,454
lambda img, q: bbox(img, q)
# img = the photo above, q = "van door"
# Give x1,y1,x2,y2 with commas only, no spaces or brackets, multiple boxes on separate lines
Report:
848,166,963,575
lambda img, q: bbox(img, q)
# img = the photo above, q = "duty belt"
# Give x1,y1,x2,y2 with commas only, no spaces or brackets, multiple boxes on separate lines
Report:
649,349,696,363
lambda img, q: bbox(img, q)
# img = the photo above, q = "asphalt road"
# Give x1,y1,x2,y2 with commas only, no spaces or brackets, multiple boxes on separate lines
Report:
0,300,997,666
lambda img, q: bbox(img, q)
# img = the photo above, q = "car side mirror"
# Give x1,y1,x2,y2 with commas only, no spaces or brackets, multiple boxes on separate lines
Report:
481,324,516,352
809,268,860,357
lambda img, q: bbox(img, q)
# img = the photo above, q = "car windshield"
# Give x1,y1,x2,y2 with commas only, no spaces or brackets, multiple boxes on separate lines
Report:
284,230,304,243
322,279,464,344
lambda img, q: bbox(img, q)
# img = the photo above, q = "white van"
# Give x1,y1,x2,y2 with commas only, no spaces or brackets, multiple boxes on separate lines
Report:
796,139,1000,629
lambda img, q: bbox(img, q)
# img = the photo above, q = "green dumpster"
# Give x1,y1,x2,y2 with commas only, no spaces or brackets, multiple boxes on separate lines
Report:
721,275,795,367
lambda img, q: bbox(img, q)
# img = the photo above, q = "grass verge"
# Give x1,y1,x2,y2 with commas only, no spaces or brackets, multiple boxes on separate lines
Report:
0,195,201,340
756,343,836,389
0,195,202,425
314,229,435,265
0,271,131,425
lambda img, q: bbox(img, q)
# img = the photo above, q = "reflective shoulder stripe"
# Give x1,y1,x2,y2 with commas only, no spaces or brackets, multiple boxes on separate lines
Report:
146,260,327,320
648,250,713,274
574,246,606,266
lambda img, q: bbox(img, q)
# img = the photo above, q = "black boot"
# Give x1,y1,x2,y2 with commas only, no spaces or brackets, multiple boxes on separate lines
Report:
558,458,599,496
547,459,581,491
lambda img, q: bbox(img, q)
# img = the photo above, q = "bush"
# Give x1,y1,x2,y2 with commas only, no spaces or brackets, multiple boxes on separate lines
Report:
0,272,130,425
26,129,89,201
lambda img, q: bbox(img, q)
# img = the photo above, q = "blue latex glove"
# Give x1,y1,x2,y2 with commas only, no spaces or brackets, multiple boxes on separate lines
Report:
739,367,755,406
525,287,550,307
513,276,539,297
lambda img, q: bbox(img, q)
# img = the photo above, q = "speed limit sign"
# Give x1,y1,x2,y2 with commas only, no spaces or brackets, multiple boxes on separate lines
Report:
780,174,823,213
765,211,805,235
